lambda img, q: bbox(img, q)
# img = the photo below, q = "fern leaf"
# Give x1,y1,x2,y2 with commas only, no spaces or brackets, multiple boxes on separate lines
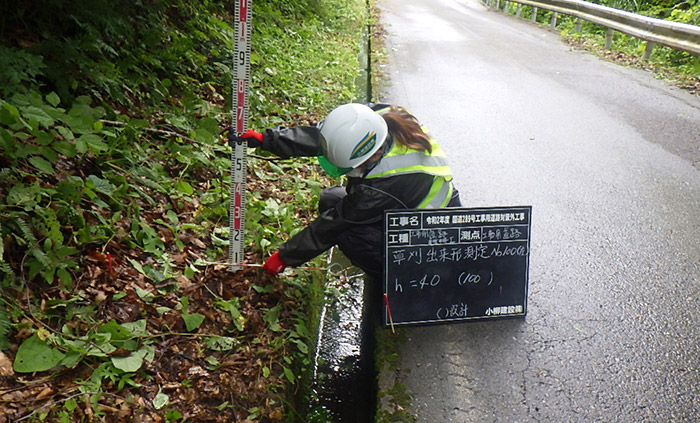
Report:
0,307,10,350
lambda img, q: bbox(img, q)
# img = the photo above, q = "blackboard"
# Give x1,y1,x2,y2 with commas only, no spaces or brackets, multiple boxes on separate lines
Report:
383,206,532,327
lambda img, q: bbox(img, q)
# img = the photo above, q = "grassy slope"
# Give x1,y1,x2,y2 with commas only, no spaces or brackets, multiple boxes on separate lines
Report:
0,0,366,421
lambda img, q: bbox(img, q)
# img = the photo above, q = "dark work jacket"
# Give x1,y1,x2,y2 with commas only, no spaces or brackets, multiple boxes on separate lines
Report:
260,104,459,268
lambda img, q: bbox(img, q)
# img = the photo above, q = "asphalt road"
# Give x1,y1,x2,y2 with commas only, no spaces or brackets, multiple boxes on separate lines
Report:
378,0,700,421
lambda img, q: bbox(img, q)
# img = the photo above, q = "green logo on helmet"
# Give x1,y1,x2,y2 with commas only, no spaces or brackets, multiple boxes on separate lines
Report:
350,131,376,160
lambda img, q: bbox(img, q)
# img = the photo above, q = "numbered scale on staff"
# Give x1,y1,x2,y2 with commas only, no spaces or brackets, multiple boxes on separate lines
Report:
229,0,252,271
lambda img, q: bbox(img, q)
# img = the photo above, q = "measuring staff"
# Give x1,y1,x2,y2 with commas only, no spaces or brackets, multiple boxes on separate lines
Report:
229,0,251,271
229,103,462,279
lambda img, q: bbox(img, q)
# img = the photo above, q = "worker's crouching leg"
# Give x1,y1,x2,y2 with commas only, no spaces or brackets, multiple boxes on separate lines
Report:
335,225,383,281
319,187,386,325
319,186,383,279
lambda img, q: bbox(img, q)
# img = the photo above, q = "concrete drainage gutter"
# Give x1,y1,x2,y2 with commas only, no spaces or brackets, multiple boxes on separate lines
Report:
306,249,379,422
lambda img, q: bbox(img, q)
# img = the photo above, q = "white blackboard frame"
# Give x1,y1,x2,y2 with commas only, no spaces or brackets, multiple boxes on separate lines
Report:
383,206,532,327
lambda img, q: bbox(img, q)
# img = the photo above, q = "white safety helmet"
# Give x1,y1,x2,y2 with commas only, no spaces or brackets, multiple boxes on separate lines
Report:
318,103,388,177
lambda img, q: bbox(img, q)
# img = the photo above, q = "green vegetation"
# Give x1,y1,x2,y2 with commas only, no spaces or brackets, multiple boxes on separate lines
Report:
501,0,700,92
2,0,691,420
0,0,367,421
375,329,417,423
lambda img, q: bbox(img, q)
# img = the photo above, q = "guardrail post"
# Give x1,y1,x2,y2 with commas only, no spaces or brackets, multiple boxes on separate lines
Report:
642,41,655,60
605,28,614,50
482,0,700,57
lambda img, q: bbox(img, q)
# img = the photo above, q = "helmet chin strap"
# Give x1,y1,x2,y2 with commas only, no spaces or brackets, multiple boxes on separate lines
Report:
352,134,393,177
345,167,366,178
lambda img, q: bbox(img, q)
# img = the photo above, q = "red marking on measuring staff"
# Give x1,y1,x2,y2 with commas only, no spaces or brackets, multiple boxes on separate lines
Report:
239,0,248,22
236,79,246,132
232,183,243,229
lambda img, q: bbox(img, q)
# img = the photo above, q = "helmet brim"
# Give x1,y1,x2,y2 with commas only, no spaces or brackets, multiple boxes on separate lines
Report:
318,155,352,178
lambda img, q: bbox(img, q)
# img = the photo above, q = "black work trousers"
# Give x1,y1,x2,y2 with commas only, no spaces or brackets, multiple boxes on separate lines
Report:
319,186,384,280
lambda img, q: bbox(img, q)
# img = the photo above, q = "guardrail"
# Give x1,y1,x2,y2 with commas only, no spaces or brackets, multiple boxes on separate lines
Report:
483,0,700,59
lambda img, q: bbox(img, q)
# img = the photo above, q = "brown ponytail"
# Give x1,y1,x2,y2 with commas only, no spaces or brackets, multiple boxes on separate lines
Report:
381,107,432,153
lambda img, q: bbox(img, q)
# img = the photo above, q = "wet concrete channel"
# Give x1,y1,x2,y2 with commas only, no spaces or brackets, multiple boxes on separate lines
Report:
306,250,379,423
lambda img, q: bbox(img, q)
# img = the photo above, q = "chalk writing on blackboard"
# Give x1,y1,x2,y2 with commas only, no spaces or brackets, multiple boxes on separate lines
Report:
384,206,532,326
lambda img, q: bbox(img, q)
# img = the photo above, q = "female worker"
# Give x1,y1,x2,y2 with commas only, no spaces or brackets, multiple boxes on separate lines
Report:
229,103,461,279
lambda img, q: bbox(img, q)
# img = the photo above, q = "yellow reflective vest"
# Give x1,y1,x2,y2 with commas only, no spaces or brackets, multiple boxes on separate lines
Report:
365,132,454,209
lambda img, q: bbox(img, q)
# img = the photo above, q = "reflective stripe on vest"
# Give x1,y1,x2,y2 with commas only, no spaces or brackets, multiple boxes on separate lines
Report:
365,140,451,179
417,175,454,209
365,137,454,209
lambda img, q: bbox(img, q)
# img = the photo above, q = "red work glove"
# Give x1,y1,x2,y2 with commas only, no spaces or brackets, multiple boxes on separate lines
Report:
228,128,263,148
263,251,287,275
